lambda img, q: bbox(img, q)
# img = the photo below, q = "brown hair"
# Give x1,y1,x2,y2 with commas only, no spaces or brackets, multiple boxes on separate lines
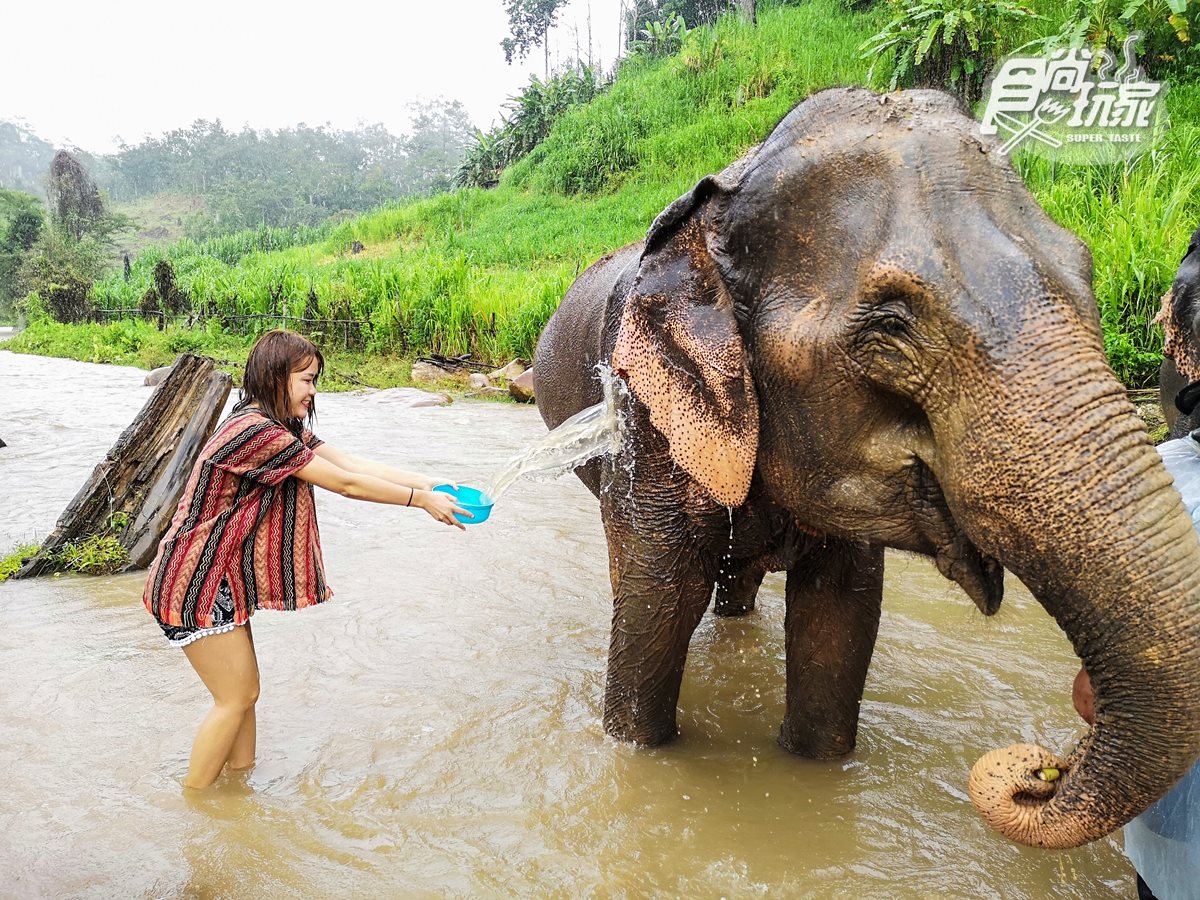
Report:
233,329,324,434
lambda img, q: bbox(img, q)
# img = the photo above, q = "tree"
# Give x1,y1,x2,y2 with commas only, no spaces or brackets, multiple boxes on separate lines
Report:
622,0,728,46
0,189,44,320
47,150,104,240
501,0,570,77
22,153,129,323
401,98,478,196
18,224,108,323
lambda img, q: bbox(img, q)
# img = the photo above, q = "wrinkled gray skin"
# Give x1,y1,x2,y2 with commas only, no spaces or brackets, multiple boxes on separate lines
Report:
1159,225,1200,436
533,87,1200,849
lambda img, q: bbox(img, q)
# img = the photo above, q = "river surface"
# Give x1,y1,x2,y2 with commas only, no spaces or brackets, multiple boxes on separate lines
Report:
0,351,1131,897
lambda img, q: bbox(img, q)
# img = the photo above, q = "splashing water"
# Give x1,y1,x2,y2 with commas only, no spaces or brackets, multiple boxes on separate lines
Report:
484,366,629,501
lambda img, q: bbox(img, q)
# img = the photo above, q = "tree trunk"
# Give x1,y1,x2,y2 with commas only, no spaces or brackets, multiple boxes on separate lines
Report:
739,0,756,24
15,354,232,578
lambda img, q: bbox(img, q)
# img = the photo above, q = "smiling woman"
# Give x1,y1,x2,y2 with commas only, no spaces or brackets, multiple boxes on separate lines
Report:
141,328,471,789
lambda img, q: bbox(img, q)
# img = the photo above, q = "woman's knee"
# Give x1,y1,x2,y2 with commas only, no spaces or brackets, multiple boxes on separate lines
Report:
185,627,260,710
217,679,258,713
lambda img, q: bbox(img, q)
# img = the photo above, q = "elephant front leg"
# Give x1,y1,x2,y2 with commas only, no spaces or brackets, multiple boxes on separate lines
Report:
602,519,715,746
779,541,884,758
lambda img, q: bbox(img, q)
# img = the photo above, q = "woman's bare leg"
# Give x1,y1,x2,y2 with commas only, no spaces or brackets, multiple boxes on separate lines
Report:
182,624,260,789
226,622,257,771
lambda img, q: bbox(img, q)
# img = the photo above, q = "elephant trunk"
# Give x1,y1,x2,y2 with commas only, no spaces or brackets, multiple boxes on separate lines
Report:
941,345,1200,848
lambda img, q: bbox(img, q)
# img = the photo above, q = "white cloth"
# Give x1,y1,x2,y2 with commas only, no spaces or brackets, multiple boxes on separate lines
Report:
1123,438,1200,899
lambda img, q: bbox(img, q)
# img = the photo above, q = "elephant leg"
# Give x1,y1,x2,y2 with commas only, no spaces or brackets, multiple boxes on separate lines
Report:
712,561,764,617
779,541,884,758
600,507,716,746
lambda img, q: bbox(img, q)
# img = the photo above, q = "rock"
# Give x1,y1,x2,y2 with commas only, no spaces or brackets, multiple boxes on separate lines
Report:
0,437,6,449
411,361,469,385
469,386,509,398
469,373,492,389
361,387,452,408
489,358,527,381
144,364,175,387
510,368,535,403
351,240,364,254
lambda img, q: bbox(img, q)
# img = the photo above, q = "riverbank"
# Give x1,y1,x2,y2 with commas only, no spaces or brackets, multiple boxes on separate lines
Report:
0,318,521,398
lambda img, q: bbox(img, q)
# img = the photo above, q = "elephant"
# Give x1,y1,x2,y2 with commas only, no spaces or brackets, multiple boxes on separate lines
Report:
1158,223,1200,437
533,86,1200,850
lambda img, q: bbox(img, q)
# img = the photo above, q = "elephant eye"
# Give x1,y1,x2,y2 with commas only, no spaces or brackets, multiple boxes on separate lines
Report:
865,306,914,338
874,315,909,336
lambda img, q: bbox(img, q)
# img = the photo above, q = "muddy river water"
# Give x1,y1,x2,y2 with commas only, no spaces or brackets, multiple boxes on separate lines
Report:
0,350,1133,897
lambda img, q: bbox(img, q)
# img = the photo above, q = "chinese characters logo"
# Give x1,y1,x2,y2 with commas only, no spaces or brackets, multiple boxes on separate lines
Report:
979,33,1169,162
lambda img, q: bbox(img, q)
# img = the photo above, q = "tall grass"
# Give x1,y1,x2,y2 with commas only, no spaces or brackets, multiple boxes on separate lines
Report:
84,0,885,364
1019,87,1200,385
48,0,1200,384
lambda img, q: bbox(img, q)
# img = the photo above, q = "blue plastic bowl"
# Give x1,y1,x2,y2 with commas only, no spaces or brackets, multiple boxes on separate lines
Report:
432,484,493,525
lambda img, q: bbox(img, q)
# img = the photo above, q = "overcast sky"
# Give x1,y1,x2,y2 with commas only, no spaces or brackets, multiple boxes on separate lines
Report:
2,0,626,154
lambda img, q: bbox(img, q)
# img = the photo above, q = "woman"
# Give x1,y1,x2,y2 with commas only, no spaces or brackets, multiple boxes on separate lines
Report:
143,329,468,789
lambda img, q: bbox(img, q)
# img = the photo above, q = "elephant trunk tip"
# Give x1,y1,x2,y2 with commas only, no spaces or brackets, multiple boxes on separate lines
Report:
967,743,1094,849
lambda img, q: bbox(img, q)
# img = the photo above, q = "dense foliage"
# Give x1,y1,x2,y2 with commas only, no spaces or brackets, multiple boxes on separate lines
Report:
6,0,1199,388
103,102,476,235
455,64,607,189
0,189,43,321
0,101,477,239
1033,0,1200,76
861,0,1041,102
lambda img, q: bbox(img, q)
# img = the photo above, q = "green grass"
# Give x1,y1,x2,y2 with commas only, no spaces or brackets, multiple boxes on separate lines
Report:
0,543,40,583
54,535,129,576
110,192,208,257
68,1,887,368
1,317,518,399
9,0,1200,386
1019,117,1200,385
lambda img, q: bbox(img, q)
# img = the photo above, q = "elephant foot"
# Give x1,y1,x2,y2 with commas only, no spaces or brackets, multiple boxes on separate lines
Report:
713,594,754,617
712,563,764,618
778,722,857,759
603,713,679,746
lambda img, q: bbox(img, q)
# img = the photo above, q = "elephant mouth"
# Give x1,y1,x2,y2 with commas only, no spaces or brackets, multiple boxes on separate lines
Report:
908,457,1004,616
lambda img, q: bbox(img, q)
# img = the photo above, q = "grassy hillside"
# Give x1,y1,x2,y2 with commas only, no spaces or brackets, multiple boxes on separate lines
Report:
110,193,208,256
8,0,1200,387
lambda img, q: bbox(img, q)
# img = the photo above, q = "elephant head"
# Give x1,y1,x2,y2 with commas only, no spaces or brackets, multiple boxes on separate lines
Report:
608,87,1200,848
1158,224,1200,436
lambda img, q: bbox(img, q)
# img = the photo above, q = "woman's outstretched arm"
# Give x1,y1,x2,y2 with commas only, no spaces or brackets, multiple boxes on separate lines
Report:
296,455,468,529
314,443,447,491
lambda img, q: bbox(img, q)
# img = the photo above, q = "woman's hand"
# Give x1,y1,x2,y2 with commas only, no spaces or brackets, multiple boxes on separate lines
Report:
1072,667,1095,726
415,488,470,530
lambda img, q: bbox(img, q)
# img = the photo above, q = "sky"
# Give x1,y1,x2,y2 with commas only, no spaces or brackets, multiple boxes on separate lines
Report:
1,0,627,155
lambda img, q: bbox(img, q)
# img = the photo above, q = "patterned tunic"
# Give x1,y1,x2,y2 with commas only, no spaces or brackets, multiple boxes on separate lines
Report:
143,409,331,630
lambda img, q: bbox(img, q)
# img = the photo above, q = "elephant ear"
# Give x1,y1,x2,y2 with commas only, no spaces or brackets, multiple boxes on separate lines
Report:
611,163,760,508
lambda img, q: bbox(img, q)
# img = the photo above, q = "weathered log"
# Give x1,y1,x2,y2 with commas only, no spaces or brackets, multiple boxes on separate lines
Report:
16,353,231,578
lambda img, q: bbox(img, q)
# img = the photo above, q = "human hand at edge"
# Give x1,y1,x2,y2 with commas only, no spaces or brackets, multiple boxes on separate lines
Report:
1072,667,1095,726
418,488,470,530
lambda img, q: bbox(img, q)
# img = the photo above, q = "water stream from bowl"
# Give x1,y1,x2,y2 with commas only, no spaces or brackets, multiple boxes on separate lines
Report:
483,365,629,502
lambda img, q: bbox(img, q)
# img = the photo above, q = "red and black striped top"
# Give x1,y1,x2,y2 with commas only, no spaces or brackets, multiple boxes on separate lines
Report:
143,409,331,630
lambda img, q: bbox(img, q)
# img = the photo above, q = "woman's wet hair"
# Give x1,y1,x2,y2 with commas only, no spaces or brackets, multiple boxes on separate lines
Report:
233,329,324,434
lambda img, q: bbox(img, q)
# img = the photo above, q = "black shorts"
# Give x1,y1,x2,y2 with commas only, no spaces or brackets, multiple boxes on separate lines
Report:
157,579,246,648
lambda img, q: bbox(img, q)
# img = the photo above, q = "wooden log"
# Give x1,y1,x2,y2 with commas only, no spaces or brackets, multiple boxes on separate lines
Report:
15,353,231,578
